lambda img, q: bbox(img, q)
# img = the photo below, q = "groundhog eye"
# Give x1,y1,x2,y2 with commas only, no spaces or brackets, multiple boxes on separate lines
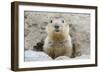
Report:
50,20,52,23
62,20,64,23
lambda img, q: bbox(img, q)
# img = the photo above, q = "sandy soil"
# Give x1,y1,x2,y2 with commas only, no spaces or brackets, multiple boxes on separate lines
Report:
25,50,90,61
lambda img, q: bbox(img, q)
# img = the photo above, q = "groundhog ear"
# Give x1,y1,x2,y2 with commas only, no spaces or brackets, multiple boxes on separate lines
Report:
50,20,52,23
62,20,64,23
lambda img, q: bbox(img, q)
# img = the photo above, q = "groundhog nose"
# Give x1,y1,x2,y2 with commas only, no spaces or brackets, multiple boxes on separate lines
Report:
54,25,59,29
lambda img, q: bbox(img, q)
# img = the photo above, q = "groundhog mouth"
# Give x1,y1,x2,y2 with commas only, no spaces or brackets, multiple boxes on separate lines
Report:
55,29,60,32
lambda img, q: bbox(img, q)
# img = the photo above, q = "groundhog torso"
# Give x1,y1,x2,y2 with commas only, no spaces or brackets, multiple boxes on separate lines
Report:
43,35,72,59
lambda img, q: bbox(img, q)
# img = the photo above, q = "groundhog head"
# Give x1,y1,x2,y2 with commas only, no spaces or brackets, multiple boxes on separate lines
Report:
46,17,69,41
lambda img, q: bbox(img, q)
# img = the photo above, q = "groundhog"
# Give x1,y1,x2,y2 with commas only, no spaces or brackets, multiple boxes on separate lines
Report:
43,17,73,59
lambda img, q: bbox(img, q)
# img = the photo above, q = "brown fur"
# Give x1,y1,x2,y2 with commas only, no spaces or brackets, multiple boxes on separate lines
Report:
43,18,72,59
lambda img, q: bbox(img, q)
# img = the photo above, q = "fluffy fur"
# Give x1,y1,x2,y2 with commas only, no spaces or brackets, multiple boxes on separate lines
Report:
43,17,73,59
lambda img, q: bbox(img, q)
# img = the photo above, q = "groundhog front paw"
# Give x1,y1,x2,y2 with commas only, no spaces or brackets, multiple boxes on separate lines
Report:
55,56,70,60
